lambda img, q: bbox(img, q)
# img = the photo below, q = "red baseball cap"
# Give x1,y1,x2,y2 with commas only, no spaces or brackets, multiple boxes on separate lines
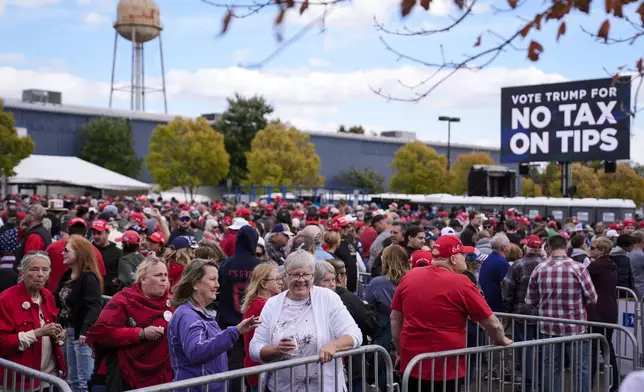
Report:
147,232,165,244
115,231,141,245
410,249,433,268
623,219,637,228
525,235,543,249
265,204,274,212
547,220,557,228
431,236,475,258
534,215,542,222
130,212,147,227
68,218,87,228
91,219,109,232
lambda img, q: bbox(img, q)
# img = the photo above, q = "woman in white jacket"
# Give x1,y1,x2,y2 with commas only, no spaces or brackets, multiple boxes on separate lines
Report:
249,249,362,392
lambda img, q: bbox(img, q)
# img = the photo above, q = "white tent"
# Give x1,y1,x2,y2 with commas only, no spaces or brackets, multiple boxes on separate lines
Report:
8,155,152,191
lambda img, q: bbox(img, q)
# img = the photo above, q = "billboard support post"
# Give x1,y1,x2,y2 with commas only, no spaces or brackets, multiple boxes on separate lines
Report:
561,162,573,198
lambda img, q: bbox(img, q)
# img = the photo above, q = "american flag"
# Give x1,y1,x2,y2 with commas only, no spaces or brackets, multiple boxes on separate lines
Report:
0,227,18,269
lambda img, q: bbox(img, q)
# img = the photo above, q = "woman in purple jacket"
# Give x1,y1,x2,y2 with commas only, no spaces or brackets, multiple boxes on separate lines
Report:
167,259,261,392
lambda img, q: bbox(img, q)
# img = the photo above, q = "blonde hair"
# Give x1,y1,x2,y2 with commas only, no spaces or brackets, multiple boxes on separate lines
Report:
135,256,167,284
323,231,341,249
381,245,409,285
169,248,193,266
240,263,279,314
591,236,613,256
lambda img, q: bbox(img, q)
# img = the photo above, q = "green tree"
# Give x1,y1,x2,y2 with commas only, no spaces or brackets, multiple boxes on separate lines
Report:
600,164,644,205
0,99,35,177
214,94,273,185
339,167,385,193
521,177,543,197
543,163,604,198
338,125,365,135
0,99,34,179
79,118,142,177
147,117,230,202
245,122,324,187
448,152,495,195
390,141,447,194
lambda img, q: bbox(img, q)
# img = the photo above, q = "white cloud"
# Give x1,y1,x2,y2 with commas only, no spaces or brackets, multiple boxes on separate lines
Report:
83,11,109,27
231,49,251,63
0,63,565,138
6,0,61,7
308,58,330,67
0,52,24,63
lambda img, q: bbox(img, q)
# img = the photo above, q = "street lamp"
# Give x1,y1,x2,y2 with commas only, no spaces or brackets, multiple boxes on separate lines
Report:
438,116,460,170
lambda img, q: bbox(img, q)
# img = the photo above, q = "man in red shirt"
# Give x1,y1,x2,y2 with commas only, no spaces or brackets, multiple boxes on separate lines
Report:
45,218,106,292
391,235,510,392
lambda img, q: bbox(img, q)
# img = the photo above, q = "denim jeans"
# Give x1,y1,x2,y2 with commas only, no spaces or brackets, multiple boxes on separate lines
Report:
65,328,94,392
513,322,540,386
541,333,590,392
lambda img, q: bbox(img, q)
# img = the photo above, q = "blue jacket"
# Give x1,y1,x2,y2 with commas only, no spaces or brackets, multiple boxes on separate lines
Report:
478,251,510,312
168,302,240,392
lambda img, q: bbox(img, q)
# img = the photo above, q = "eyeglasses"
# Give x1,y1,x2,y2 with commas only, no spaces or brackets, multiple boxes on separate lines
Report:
179,217,190,222
265,277,283,282
287,273,313,281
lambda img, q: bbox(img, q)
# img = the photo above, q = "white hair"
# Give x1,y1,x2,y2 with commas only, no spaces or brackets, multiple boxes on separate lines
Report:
284,249,316,273
491,233,510,251
204,219,219,231
17,252,51,281
314,261,335,285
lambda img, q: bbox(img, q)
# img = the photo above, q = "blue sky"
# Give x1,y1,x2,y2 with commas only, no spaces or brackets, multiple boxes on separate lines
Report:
0,0,643,162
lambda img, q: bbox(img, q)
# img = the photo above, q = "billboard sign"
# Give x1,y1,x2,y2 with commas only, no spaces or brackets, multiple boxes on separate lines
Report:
500,77,631,163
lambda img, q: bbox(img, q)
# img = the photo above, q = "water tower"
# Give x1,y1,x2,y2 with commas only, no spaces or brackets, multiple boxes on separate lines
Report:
109,0,168,113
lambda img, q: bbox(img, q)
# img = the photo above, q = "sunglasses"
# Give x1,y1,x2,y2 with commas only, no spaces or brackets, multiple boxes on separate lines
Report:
179,217,191,222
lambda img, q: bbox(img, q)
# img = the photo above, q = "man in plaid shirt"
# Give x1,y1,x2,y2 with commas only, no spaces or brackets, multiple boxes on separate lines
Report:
526,235,598,392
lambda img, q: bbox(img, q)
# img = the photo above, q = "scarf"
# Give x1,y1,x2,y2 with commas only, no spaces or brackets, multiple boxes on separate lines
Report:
86,283,173,389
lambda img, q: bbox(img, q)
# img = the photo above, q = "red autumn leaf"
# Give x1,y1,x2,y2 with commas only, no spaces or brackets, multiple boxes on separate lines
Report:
275,8,286,24
604,0,612,13
285,0,295,7
299,0,309,14
637,58,644,74
534,14,542,30
402,0,416,17
454,0,465,8
221,9,233,34
420,0,431,10
547,2,569,20
575,0,590,13
520,23,532,37
638,2,644,25
597,19,610,42
527,40,543,61
474,35,482,47
556,21,566,41
508,0,518,8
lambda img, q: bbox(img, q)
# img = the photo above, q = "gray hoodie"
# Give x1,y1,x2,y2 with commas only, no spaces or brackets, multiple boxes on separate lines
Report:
476,238,492,255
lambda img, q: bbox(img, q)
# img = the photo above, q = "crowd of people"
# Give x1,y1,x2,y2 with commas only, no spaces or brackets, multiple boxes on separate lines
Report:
0,193,644,391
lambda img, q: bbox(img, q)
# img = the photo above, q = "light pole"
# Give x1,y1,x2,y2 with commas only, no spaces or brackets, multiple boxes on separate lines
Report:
438,116,460,171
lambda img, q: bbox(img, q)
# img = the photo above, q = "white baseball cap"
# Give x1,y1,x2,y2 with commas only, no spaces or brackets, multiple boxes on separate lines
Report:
440,227,456,236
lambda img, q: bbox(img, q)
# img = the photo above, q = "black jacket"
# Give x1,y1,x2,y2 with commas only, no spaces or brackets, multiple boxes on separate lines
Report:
334,240,358,292
54,269,103,339
14,223,52,268
216,226,260,327
587,256,618,324
460,224,479,247
610,247,633,290
94,242,122,296
0,268,18,293
335,286,380,381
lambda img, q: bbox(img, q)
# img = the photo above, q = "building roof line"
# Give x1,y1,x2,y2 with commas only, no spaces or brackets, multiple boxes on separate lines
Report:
3,98,500,152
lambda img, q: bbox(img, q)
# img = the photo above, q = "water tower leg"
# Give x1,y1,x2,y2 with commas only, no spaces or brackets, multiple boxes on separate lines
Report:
159,32,168,114
130,27,136,111
109,31,118,109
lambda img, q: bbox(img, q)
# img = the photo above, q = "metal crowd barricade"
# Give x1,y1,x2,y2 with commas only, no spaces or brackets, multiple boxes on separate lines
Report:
492,312,640,378
101,294,112,307
126,345,395,392
0,358,72,392
402,334,611,392
616,286,640,370
357,272,372,300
